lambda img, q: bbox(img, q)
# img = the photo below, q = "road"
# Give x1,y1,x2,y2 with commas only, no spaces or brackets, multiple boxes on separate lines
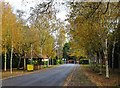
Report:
2,64,79,86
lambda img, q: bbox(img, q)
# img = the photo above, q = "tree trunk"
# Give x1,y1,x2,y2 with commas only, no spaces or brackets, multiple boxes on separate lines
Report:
24,58,26,70
17,55,21,69
44,59,45,67
112,41,115,69
10,41,13,74
94,54,97,71
105,58,109,78
95,53,99,72
49,58,51,66
47,58,49,67
99,51,102,75
4,47,7,71
24,53,26,70
51,58,53,65
118,53,120,73
105,39,109,78
37,59,39,70
40,47,43,67
31,44,33,64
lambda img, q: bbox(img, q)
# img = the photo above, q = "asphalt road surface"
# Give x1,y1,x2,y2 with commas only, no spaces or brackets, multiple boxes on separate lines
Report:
2,64,79,86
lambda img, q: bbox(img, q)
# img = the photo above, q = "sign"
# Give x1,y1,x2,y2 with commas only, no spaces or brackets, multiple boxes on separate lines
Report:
27,64,34,71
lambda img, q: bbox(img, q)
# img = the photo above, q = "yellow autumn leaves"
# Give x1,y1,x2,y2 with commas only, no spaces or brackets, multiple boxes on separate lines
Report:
1,2,57,59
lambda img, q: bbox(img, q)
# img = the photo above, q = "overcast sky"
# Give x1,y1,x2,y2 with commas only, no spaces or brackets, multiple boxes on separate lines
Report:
4,0,118,21
4,0,69,21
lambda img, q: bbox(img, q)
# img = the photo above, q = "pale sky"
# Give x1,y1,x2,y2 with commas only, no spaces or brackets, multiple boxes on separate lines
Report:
4,0,70,43
4,0,119,20
4,0,69,21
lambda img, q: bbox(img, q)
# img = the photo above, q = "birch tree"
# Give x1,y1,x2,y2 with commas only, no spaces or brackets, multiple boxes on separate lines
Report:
2,2,17,73
67,1,119,78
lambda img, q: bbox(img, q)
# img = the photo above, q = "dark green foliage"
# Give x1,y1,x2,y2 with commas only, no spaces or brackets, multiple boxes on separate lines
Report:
80,60,89,64
63,43,70,61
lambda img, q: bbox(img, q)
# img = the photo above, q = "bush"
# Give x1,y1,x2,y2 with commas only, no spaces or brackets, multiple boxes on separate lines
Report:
80,59,89,64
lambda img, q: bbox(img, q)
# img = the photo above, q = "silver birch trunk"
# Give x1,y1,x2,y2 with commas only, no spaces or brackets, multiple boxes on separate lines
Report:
105,39,109,78
10,41,13,74
4,47,7,71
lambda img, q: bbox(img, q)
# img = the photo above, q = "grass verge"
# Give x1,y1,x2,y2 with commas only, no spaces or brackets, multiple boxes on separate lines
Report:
81,64,120,87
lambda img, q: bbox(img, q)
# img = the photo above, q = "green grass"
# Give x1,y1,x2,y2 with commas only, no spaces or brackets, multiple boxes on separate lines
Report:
80,64,90,67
